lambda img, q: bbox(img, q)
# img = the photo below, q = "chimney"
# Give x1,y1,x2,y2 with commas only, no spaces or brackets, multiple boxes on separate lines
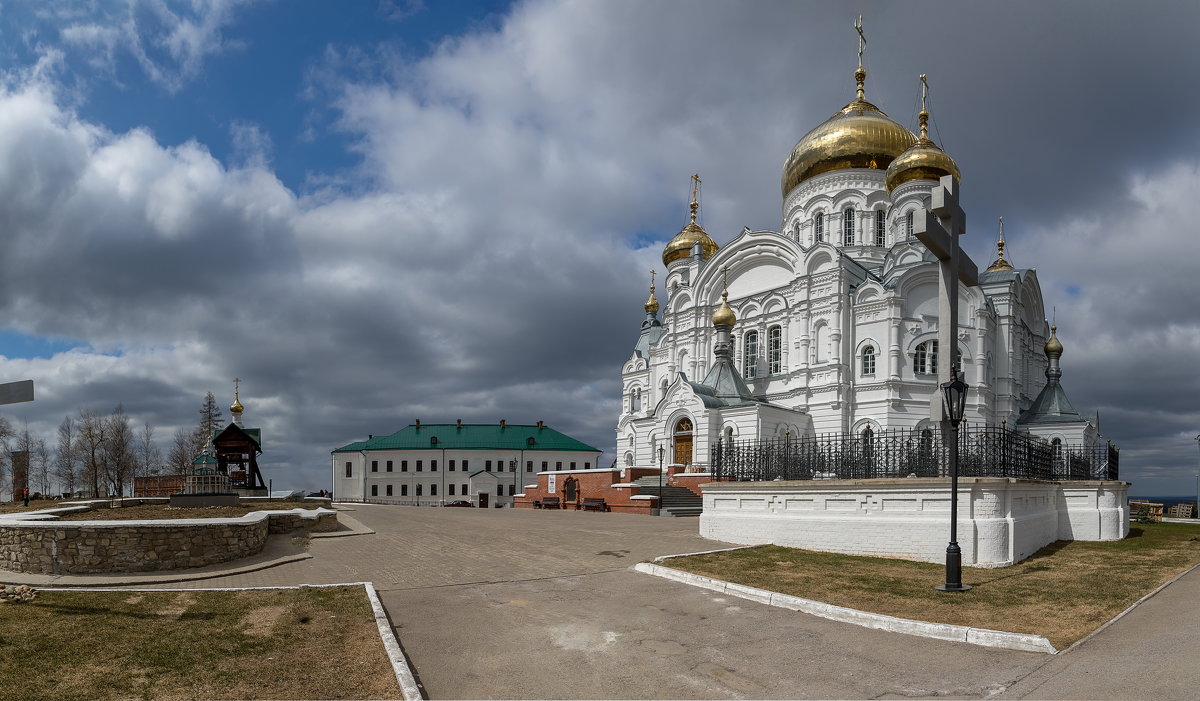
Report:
415,419,421,429
456,419,462,428
499,419,507,429
368,434,373,440
536,420,544,429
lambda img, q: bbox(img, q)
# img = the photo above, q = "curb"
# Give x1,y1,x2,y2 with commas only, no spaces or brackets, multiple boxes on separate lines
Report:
633,561,1057,654
311,511,376,538
0,549,312,588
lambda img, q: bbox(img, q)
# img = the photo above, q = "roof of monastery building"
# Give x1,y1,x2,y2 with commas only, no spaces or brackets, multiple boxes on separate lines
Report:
333,423,601,454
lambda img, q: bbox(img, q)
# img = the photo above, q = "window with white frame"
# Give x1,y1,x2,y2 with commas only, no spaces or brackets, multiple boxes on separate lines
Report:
913,340,939,375
875,209,885,246
862,345,876,376
814,212,824,242
768,325,782,374
905,211,914,239
842,208,855,246
744,330,759,378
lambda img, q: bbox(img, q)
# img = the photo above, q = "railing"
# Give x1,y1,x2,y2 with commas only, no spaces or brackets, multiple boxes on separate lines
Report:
711,426,1119,483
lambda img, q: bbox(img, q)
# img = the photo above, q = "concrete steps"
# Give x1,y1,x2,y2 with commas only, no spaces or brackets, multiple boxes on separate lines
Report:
632,476,703,517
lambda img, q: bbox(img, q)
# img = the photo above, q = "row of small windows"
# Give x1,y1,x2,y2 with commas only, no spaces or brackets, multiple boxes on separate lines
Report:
799,208,915,246
856,340,939,376
351,459,588,477
741,326,783,378
368,483,519,497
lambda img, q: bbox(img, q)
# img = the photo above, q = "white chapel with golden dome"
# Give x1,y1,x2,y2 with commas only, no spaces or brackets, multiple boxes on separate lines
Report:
616,55,1099,470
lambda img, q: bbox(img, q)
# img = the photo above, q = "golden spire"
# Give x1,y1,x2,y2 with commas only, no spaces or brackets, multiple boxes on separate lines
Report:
854,15,867,101
985,216,1015,272
712,265,736,327
689,173,701,224
918,74,930,141
643,269,660,314
230,377,244,414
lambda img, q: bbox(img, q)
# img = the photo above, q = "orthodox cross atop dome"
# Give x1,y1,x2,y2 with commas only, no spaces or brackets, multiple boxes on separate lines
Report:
986,216,1015,272
644,269,659,314
854,15,867,100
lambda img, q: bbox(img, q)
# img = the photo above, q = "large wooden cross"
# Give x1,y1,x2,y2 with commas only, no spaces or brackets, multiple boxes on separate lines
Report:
0,379,34,407
914,175,977,419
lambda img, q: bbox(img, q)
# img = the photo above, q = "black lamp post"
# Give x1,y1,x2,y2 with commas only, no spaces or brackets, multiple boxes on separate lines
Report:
937,365,971,592
655,443,665,517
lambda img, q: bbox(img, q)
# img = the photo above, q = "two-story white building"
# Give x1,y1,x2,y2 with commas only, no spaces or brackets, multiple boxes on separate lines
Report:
332,420,602,507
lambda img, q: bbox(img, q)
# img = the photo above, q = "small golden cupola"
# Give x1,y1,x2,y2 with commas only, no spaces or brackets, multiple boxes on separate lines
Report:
782,18,916,196
712,266,737,327
1045,324,1064,356
885,74,960,193
985,216,1015,272
643,271,660,314
230,378,245,426
662,174,718,266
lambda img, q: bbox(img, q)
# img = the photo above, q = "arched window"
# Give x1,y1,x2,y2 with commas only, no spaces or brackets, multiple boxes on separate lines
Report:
743,331,759,378
1051,437,1063,475
875,209,886,246
843,208,855,246
814,212,825,243
660,378,668,396
631,387,641,412
814,324,828,363
913,340,939,375
791,220,801,241
861,345,876,376
905,211,914,239
768,325,782,374
624,452,634,466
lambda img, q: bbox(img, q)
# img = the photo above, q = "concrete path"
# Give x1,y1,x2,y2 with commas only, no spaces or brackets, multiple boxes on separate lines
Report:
27,503,1200,699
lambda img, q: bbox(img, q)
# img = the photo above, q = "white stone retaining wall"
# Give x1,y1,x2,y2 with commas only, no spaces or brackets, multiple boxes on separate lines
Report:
700,478,1129,567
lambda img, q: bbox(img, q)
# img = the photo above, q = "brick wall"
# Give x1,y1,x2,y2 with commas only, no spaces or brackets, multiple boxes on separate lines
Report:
514,469,657,514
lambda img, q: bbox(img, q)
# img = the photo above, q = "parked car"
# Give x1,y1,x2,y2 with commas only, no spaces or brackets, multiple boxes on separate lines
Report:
443,500,475,508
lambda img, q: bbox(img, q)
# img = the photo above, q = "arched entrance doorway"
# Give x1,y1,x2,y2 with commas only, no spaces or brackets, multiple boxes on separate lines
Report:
673,417,694,466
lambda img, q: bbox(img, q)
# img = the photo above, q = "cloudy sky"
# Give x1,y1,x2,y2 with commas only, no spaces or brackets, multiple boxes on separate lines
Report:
0,0,1197,496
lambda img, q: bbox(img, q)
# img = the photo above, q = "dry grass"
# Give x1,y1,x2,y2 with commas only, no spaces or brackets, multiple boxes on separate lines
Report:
0,586,403,700
51,503,322,521
668,522,1200,649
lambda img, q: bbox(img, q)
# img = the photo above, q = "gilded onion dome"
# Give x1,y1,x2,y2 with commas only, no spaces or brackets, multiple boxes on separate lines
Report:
985,217,1015,272
230,396,244,414
885,75,960,193
781,67,916,196
1045,325,1063,356
712,289,736,327
644,282,660,314
662,178,718,266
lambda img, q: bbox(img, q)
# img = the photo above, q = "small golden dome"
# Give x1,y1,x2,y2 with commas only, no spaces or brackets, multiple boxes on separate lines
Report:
644,284,660,314
712,290,736,327
1045,325,1063,355
663,186,718,266
985,217,1014,272
230,397,244,414
884,101,960,193
781,71,916,196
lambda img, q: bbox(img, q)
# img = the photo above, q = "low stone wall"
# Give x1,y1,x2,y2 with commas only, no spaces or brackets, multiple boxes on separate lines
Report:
700,478,1129,567
0,508,337,575
514,468,658,514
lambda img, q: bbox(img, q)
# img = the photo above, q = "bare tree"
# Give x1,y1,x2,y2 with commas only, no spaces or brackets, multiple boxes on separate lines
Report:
55,416,78,496
12,419,32,499
168,427,195,474
137,421,162,478
33,437,50,495
103,404,134,497
75,408,106,498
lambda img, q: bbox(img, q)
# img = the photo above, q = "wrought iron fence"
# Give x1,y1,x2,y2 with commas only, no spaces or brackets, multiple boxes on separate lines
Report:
711,425,1119,483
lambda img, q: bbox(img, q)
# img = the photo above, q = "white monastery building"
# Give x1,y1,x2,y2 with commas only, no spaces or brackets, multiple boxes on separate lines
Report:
333,420,601,507
618,63,1099,470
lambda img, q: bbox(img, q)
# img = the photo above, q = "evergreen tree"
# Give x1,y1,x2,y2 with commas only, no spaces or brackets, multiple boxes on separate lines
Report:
192,392,224,457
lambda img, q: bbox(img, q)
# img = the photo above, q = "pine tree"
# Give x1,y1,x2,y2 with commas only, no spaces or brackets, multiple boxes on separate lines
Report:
192,392,225,457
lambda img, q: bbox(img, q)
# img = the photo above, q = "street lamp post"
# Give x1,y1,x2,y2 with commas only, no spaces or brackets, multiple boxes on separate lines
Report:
655,443,665,517
937,365,971,592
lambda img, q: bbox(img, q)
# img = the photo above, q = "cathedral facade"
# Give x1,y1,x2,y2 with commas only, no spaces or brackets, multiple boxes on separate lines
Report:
617,65,1096,471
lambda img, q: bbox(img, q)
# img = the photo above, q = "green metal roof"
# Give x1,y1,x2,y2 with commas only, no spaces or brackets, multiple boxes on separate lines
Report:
332,424,600,454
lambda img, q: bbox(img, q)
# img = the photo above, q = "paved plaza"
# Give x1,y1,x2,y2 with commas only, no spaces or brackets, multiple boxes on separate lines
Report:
51,505,1200,698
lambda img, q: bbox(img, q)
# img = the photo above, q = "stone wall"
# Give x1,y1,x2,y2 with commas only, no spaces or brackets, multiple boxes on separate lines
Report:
700,478,1129,567
0,508,338,575
514,468,658,514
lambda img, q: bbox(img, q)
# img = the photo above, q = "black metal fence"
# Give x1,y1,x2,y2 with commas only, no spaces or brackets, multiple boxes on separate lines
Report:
711,426,1119,483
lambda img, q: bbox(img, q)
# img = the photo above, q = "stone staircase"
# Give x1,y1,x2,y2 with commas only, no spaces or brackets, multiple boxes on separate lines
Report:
633,476,703,517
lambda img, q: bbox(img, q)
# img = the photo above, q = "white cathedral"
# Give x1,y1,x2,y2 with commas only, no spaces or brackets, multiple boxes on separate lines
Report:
617,63,1097,470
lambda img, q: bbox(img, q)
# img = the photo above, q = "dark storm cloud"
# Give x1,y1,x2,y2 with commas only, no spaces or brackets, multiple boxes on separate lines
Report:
0,1,1197,493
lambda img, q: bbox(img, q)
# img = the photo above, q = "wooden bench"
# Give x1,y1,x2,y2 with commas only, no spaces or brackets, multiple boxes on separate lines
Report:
582,498,607,512
531,500,542,509
541,496,561,510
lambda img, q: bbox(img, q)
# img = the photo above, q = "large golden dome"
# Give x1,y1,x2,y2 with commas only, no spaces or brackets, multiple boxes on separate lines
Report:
884,102,959,192
662,196,718,266
781,69,916,196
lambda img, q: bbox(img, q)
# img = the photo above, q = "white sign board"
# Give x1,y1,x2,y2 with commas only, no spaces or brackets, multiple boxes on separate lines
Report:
547,474,557,494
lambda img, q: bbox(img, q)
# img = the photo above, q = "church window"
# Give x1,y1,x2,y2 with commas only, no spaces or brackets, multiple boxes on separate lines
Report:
371,484,378,497
875,210,885,246
386,460,393,472
345,462,351,478
905,211,914,239
744,331,759,378
914,340,939,375
631,387,642,412
625,452,634,466
449,483,456,496
814,212,825,242
843,208,855,246
862,345,876,376
768,326,782,374
386,484,392,497
660,378,668,396
401,484,408,496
